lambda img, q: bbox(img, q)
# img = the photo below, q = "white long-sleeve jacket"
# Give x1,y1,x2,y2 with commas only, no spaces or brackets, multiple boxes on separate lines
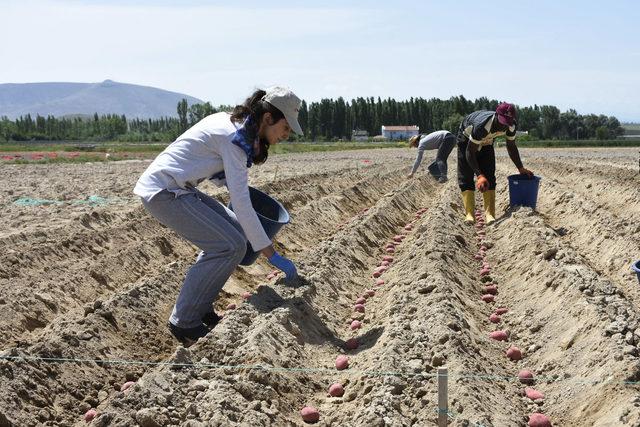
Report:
133,112,271,251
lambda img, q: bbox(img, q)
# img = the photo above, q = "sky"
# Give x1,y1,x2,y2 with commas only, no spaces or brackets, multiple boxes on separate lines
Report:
1,0,639,121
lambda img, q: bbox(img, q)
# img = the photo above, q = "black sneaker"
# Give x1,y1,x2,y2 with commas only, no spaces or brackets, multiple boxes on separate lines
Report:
168,322,209,347
201,311,221,329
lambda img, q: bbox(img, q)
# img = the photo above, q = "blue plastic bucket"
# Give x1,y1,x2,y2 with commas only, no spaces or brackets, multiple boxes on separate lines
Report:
507,174,541,209
632,260,640,284
229,186,290,266
427,162,440,178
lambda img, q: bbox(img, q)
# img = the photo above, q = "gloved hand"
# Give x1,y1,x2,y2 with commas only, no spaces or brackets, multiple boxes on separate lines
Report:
475,174,489,192
518,167,534,177
268,252,298,280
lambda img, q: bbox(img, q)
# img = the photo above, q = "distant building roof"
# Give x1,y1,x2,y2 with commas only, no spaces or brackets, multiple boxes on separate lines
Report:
382,125,419,131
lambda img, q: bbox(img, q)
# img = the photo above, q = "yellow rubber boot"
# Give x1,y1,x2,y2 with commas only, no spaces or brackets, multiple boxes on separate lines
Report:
483,190,496,224
461,190,475,223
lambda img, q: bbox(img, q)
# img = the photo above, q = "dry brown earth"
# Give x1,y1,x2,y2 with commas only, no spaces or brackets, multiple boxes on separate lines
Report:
0,147,639,426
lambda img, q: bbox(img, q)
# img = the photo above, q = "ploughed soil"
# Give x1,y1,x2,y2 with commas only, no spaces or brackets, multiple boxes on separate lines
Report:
0,147,639,426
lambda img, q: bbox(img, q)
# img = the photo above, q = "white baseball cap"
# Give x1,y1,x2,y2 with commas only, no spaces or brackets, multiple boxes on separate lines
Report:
262,86,304,135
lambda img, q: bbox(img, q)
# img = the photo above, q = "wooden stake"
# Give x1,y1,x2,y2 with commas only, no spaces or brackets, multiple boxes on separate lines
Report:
438,367,448,427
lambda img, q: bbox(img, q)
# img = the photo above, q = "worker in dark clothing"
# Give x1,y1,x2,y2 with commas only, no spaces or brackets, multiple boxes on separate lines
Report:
456,102,533,224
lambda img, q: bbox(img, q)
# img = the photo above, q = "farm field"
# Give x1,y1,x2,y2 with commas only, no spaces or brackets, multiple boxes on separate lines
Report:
0,147,639,426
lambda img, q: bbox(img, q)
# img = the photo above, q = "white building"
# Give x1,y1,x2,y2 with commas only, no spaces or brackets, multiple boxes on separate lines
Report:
381,125,419,141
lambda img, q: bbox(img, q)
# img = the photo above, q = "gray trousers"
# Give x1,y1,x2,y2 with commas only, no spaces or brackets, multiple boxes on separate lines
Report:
141,190,247,328
411,134,456,178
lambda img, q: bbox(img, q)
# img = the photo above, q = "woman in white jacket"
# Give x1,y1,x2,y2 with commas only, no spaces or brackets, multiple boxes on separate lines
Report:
134,86,302,346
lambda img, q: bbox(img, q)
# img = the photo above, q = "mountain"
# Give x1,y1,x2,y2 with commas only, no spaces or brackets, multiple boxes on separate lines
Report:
0,80,204,119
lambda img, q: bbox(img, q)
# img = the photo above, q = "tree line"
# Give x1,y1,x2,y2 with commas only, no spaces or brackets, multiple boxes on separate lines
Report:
0,95,624,142
301,96,625,141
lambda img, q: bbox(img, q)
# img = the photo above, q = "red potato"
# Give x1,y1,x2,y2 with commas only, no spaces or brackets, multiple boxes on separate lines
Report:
484,285,498,295
489,330,508,341
375,279,385,286
404,225,413,231
525,388,544,400
495,307,509,315
528,413,552,427
480,245,488,252
385,248,395,253
376,266,388,273
365,289,376,297
506,346,523,361
372,271,382,278
480,268,491,276
481,294,495,303
329,383,345,397
350,320,362,330
382,256,394,262
380,260,390,267
518,370,535,384
226,303,237,310
356,297,367,305
354,304,365,313
84,409,98,423
474,254,483,260
120,381,135,392
489,313,501,323
300,406,320,423
241,291,252,300
345,338,359,350
335,355,349,370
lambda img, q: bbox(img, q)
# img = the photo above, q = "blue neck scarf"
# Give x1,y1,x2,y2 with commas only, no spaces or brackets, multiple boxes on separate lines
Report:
209,116,255,182
230,116,255,168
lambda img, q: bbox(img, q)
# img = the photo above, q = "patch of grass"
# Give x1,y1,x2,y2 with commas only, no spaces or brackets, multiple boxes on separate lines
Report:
0,141,168,153
518,139,640,148
271,141,407,154
1,140,408,159
9,155,107,164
